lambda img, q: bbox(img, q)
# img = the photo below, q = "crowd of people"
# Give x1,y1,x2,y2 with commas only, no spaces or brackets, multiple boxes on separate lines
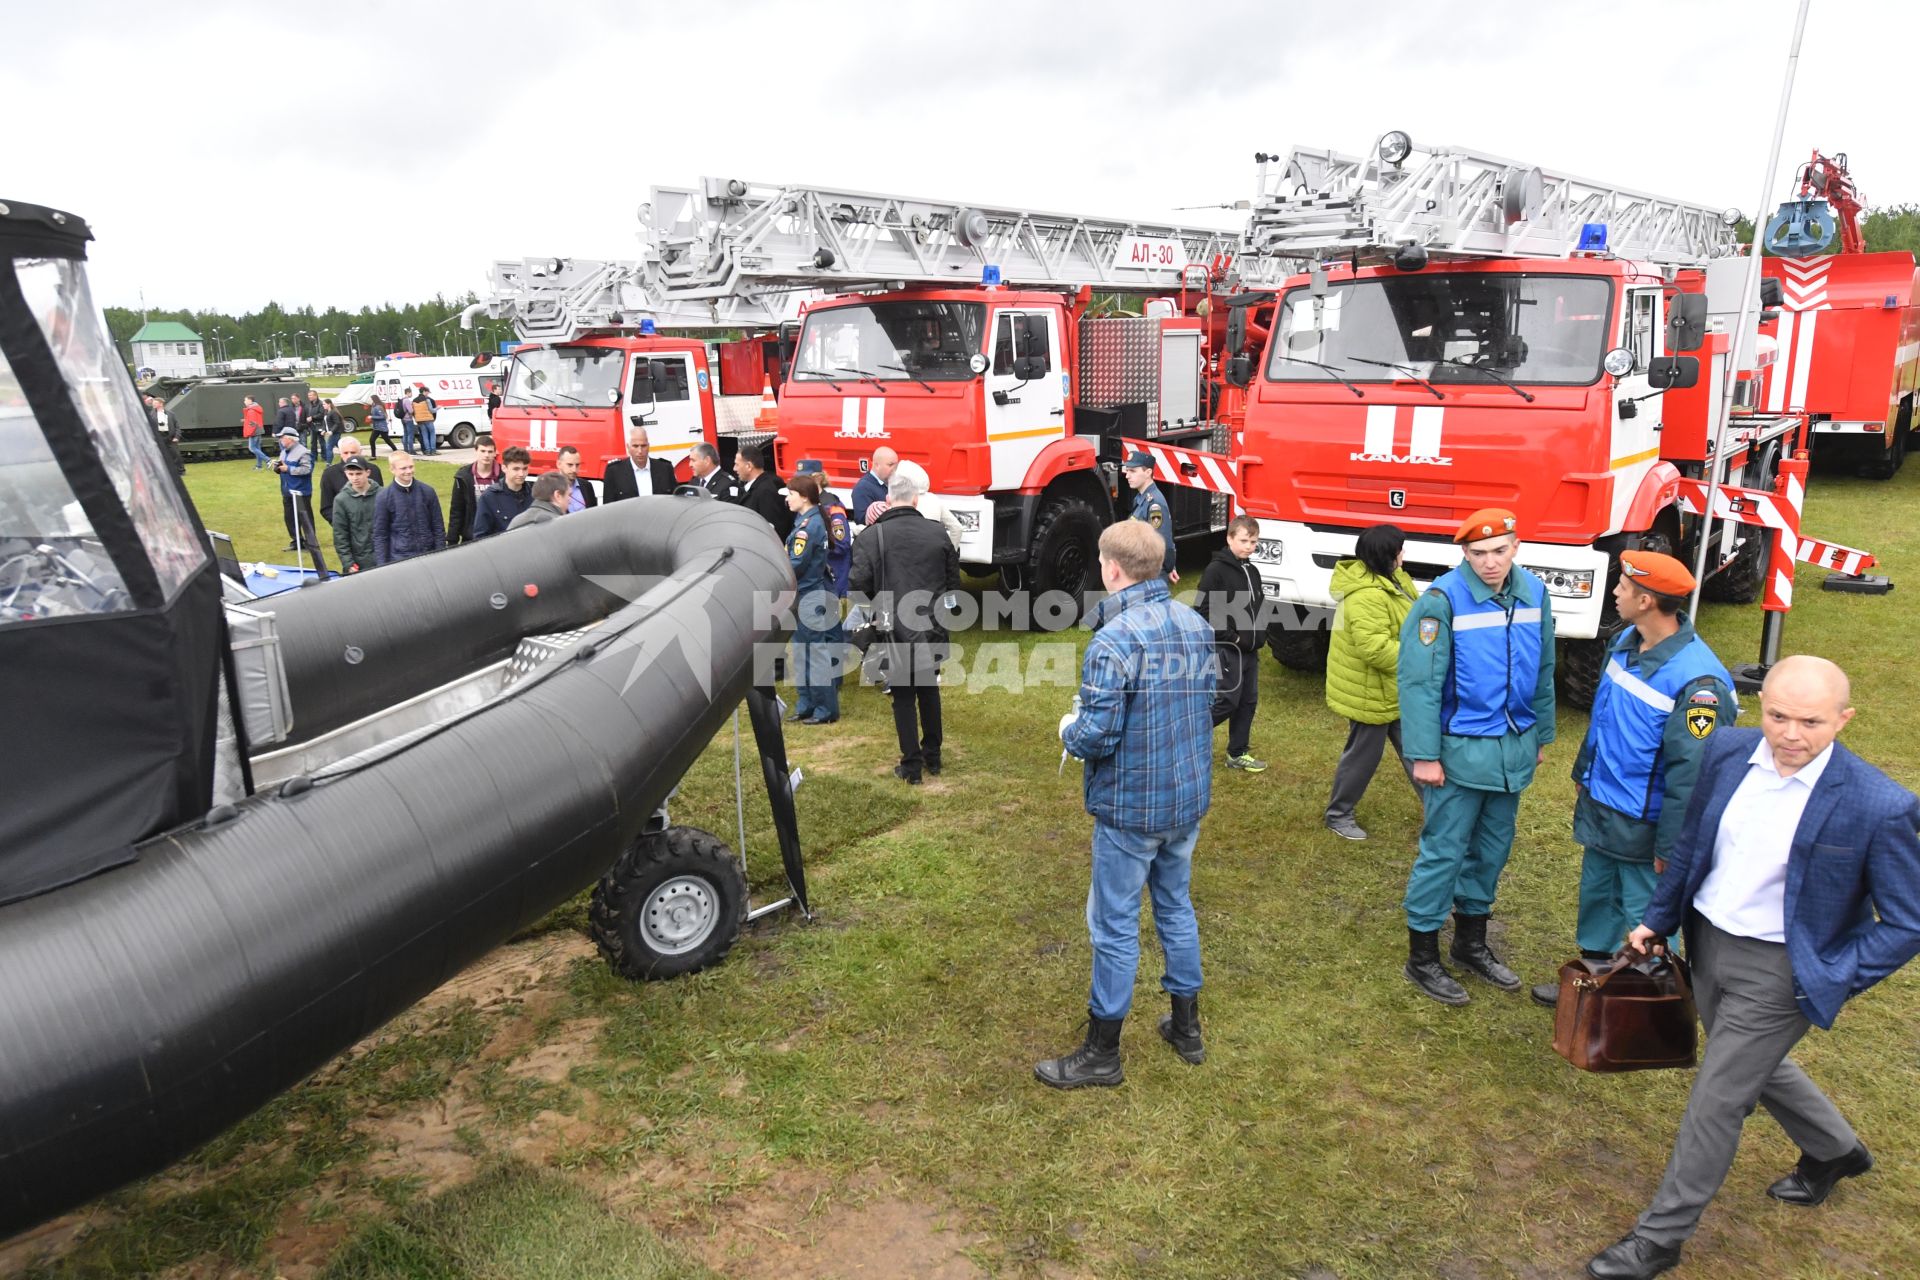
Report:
239,421,1919,1278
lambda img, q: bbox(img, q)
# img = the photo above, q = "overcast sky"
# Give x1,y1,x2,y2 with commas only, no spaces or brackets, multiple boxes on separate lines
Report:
7,0,1913,313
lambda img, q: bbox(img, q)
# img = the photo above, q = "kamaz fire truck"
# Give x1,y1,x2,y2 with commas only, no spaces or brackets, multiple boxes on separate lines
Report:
1759,150,1920,479
485,179,1278,590
1192,134,1821,703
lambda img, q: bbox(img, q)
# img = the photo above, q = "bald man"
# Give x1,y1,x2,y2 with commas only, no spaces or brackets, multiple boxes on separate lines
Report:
851,446,898,525
1586,655,1920,1280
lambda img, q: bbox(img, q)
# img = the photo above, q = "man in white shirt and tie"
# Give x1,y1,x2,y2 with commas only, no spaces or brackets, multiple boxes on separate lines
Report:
1586,655,1920,1279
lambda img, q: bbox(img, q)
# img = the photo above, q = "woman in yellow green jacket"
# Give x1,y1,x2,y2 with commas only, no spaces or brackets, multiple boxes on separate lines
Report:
1323,524,1420,840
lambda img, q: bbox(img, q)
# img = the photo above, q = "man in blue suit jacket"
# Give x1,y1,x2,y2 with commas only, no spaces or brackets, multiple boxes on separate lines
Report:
1587,655,1920,1280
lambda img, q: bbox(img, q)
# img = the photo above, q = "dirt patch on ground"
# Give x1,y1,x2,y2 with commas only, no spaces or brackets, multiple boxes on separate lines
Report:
614,1162,1021,1280
427,932,598,1014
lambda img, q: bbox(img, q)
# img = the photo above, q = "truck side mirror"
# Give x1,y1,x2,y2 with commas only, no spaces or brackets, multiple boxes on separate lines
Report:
1011,354,1047,381
1760,276,1783,308
1225,353,1253,388
1666,294,1708,353
1225,308,1246,355
1646,355,1699,390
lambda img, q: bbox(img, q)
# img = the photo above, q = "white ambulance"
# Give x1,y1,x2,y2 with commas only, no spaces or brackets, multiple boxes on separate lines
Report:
373,354,509,450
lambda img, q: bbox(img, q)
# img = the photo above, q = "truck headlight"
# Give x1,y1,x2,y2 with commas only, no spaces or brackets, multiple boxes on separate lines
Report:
1253,538,1284,564
951,510,980,531
1525,566,1595,598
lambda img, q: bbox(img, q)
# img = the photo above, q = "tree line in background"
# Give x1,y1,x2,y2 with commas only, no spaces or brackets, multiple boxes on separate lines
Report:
103,294,518,366
100,205,1920,364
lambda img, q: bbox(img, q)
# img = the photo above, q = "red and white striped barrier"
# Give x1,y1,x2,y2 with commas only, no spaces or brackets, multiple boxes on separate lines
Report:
1676,464,1874,611
1122,436,1240,501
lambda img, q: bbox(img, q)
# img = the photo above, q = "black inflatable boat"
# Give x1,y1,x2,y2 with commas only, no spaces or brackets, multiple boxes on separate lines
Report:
0,199,804,1235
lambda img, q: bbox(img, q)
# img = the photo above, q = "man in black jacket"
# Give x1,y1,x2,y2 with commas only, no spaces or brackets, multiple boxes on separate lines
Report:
469,446,535,540
447,434,501,547
736,442,792,540
688,442,741,501
319,436,383,525
602,425,677,501
849,469,961,784
1198,514,1266,772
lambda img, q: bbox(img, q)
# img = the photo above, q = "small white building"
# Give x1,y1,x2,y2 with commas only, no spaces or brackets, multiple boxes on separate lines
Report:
130,321,207,378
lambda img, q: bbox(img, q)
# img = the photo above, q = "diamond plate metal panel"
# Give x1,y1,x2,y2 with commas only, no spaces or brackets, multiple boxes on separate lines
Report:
1078,317,1162,418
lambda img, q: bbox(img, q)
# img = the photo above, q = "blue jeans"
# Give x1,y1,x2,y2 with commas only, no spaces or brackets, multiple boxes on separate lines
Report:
417,420,436,454
402,419,419,453
248,434,269,467
1086,820,1203,1020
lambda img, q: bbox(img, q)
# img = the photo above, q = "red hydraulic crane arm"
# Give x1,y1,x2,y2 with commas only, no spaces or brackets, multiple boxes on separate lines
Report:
1796,151,1865,255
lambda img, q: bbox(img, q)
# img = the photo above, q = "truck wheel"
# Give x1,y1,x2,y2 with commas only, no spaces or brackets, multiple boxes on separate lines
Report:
447,422,479,450
1266,626,1329,672
1859,426,1906,480
1027,497,1101,614
589,826,747,981
1703,526,1768,603
1558,630,1616,711
339,411,363,433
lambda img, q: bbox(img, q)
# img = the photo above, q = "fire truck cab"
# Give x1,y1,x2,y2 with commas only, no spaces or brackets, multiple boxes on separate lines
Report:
774,281,1219,594
489,334,720,488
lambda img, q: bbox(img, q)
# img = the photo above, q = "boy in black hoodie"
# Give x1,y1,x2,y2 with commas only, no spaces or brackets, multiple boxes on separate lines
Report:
1198,515,1266,771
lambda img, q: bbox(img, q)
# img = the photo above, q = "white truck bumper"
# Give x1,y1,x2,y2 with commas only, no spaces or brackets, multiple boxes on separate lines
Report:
1248,518,1613,641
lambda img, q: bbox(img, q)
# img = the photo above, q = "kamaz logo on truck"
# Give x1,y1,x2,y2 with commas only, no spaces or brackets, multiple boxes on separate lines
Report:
1350,405,1453,467
835,398,890,439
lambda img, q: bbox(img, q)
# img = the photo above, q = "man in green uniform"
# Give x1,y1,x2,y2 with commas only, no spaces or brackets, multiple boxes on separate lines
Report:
1531,550,1735,1006
1399,508,1556,1005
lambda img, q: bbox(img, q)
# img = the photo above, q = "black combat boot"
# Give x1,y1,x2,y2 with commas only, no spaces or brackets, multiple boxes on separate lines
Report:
1405,928,1469,1005
1533,949,1614,1007
1157,993,1205,1065
1034,1011,1125,1089
1449,912,1522,991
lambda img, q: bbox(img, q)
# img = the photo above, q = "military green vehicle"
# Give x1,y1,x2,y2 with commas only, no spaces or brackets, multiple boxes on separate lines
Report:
154,375,310,462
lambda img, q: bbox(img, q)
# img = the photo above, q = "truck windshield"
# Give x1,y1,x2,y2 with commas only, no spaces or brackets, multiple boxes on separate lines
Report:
505,346,625,407
1268,273,1614,387
792,301,986,382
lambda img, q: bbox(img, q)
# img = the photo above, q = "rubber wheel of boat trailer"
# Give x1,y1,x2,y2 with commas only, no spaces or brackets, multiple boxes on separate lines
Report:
1266,625,1329,672
590,825,748,980
447,422,478,450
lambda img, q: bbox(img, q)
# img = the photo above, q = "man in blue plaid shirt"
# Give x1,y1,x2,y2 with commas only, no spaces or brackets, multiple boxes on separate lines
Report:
1037,520,1218,1089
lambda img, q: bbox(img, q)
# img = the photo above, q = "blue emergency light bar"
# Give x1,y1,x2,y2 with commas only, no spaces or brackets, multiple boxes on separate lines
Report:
1577,223,1609,252
640,318,657,335
981,265,1003,285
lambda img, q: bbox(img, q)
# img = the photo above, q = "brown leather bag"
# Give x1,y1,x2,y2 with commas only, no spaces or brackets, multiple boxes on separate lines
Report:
1551,949,1698,1073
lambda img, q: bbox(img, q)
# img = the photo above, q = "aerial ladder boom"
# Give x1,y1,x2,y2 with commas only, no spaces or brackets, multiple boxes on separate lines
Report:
1247,136,1743,264
481,178,1290,344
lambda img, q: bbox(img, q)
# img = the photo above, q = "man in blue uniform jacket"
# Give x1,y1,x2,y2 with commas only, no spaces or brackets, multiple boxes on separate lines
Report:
1121,451,1177,580
1587,655,1920,1280
1398,507,1555,1004
1533,550,1735,1007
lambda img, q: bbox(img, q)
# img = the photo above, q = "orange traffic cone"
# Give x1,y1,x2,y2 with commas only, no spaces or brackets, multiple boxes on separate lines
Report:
754,378,779,428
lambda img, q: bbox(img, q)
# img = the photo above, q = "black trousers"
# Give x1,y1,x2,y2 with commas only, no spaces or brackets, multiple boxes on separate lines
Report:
282,492,331,576
890,683,943,776
1210,644,1258,757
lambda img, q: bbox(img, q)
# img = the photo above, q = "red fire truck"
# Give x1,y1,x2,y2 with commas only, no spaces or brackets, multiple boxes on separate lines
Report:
471,254,797,484
1759,151,1920,478
1196,135,1816,703
495,179,1278,585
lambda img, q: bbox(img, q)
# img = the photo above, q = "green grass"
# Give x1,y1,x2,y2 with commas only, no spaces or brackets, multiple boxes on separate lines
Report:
15,458,1919,1279
320,1161,718,1280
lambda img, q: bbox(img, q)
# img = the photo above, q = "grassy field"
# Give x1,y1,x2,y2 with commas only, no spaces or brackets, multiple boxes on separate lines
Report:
7,457,1919,1279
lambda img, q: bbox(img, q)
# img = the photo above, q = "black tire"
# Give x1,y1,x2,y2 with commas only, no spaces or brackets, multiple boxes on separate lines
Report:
447,422,479,450
1703,525,1768,604
1027,496,1101,615
339,411,364,433
1557,628,1618,712
1266,625,1329,672
1859,425,1906,480
589,826,746,981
